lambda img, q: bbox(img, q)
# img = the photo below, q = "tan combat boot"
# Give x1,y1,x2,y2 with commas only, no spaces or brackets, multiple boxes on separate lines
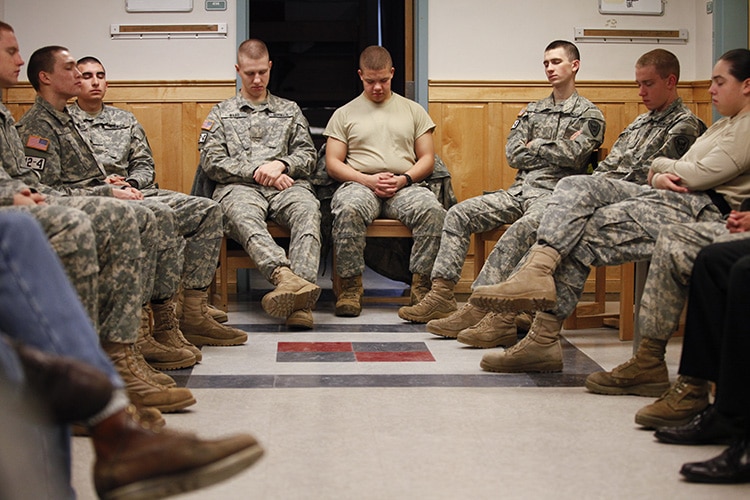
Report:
634,375,710,429
426,303,487,338
480,311,563,373
457,312,518,348
410,273,432,305
261,266,321,318
180,289,248,346
151,298,203,363
286,309,314,330
470,244,561,313
515,311,534,333
175,286,228,324
585,338,670,396
335,275,363,317
136,306,196,370
101,341,196,413
398,278,457,323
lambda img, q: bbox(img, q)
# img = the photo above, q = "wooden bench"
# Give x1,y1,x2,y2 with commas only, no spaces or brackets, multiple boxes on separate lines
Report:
472,227,637,341
331,219,413,305
211,222,291,312
211,219,413,311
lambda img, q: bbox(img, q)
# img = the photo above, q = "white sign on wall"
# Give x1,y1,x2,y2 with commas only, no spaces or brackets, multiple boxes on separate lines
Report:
599,0,664,16
126,0,194,12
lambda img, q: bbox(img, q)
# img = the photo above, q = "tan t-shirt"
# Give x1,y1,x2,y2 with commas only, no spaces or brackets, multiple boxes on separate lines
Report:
324,92,436,174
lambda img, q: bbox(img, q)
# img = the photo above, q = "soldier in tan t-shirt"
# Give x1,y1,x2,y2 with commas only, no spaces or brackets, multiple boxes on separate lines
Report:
324,45,446,317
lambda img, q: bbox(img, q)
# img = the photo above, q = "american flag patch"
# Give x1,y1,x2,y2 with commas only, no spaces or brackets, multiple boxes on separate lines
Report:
201,119,214,131
26,135,50,152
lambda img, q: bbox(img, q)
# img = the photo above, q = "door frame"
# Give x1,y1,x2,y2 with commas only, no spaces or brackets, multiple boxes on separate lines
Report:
235,0,428,109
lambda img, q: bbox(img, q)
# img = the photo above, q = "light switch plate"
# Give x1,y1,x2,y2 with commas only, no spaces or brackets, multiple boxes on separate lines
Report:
205,0,227,11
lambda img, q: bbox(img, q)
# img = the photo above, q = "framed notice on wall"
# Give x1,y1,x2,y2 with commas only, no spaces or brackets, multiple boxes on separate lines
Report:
599,0,664,16
126,0,193,12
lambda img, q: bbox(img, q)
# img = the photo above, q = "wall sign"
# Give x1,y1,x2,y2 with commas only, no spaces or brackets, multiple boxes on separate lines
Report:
599,0,664,16
126,0,194,12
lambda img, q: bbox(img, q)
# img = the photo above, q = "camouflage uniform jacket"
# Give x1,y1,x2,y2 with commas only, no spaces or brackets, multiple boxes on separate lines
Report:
505,91,605,198
593,97,706,184
15,96,113,197
0,103,35,205
67,103,155,189
199,91,316,196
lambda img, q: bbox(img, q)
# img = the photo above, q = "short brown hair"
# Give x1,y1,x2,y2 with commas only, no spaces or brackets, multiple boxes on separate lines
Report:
636,49,680,82
359,45,392,71
237,39,269,62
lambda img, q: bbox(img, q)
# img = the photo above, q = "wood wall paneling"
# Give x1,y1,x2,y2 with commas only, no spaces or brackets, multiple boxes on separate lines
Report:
3,80,712,295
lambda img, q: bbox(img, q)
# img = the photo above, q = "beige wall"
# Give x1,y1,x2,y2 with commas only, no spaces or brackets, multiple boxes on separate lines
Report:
3,0,714,81
3,0,237,81
429,0,713,81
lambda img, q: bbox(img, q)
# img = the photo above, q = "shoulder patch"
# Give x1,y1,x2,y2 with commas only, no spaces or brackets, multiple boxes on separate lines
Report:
201,119,214,131
511,107,527,130
674,135,691,157
25,135,50,152
587,121,602,138
198,132,208,145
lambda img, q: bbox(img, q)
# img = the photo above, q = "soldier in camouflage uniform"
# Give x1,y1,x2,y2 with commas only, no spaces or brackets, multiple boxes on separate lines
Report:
0,25,193,413
470,49,750,376
611,219,750,430
68,56,247,357
200,39,321,329
399,40,605,329
429,49,705,349
325,45,446,317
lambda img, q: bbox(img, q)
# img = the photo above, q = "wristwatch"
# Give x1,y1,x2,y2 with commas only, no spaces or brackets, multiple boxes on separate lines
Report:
402,173,413,186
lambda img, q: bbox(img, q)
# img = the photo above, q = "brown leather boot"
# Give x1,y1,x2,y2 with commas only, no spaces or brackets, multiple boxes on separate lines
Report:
457,312,518,348
151,298,202,363
136,306,196,370
74,405,165,438
91,405,263,499
585,338,670,397
102,341,196,413
470,244,561,313
180,289,248,346
15,341,113,423
398,278,457,323
426,303,487,338
261,266,321,318
335,275,364,317
480,311,563,373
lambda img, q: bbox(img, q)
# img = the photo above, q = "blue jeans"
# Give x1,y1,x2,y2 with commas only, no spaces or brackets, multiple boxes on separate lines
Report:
0,211,121,388
0,211,126,499
0,334,73,499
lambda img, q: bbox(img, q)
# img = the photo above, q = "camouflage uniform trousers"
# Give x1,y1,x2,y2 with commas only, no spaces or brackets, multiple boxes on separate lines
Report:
430,189,549,284
638,221,750,341
216,182,321,283
128,198,183,304
143,188,222,290
542,187,724,320
9,196,143,344
331,181,446,278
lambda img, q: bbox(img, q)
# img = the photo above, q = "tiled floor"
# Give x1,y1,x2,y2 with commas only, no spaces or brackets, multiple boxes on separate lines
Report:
71,268,750,499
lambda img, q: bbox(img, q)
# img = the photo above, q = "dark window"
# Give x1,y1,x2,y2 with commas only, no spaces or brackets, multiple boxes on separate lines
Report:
249,0,405,139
